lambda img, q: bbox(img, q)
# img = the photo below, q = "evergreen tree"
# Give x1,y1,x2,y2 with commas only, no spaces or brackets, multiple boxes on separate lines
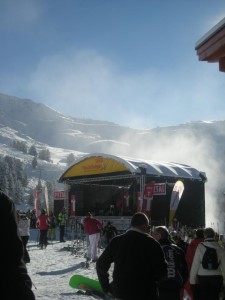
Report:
14,158,23,182
36,180,44,208
28,190,35,207
29,145,38,157
7,172,15,199
19,141,27,153
0,155,28,202
32,157,38,169
11,140,27,153
13,181,24,204
22,173,28,187
38,149,51,162
0,158,8,192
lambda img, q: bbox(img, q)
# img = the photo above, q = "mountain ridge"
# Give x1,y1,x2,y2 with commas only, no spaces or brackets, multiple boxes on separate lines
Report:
0,92,225,229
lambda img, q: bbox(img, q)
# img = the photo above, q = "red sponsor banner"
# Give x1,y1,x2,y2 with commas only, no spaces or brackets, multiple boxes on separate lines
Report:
54,190,66,200
142,181,155,214
116,198,122,209
153,183,166,195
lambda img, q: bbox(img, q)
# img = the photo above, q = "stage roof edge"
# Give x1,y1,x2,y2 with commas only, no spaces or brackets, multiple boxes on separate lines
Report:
58,153,207,183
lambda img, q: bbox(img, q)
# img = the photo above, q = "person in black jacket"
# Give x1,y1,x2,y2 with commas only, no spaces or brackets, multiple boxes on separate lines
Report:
170,231,188,253
102,221,117,247
96,212,167,300
152,226,188,300
0,190,35,299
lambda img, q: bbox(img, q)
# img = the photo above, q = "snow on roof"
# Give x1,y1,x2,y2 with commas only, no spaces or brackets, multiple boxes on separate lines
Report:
195,17,225,49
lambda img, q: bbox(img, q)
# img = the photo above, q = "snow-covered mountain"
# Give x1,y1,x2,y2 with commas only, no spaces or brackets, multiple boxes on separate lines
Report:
2,92,225,164
0,93,225,229
0,93,138,153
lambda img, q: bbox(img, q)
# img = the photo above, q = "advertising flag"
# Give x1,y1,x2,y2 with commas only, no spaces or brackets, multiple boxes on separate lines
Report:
45,186,49,215
70,194,76,217
169,180,184,226
34,187,39,218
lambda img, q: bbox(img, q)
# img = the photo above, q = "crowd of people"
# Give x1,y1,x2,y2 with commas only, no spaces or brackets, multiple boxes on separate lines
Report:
2,187,225,300
16,206,68,249
95,213,225,300
75,211,225,299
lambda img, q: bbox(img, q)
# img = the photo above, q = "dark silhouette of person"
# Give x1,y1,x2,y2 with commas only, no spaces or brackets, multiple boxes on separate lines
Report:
102,221,117,246
96,212,167,300
153,226,188,300
0,189,35,299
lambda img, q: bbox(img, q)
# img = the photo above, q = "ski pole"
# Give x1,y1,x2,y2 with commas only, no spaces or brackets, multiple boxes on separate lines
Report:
32,280,37,290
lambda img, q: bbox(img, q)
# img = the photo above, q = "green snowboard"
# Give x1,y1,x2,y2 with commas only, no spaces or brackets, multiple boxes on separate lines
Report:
69,274,105,298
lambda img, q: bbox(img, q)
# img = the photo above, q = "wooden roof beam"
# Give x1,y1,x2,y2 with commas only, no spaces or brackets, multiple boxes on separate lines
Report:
195,18,225,72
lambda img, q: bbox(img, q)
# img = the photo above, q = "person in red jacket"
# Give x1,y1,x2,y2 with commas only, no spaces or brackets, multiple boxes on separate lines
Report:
185,228,204,300
83,212,103,262
36,209,50,249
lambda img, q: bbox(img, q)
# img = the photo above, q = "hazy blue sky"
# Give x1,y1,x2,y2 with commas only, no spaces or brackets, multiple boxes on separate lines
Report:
0,0,225,129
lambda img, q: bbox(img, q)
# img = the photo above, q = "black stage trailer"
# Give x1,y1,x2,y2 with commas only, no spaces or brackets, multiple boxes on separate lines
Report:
58,153,207,228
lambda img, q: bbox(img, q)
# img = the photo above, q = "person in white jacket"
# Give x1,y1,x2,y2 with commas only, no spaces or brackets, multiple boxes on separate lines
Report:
190,227,225,300
18,212,31,263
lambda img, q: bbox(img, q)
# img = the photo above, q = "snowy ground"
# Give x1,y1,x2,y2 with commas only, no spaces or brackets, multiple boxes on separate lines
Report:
27,229,105,300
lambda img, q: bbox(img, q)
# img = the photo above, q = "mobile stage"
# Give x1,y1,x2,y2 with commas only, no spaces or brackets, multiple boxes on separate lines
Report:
58,153,207,228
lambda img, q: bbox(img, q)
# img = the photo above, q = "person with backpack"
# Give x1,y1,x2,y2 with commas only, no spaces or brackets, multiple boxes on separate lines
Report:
190,227,225,300
152,226,188,300
102,221,117,247
185,228,204,300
